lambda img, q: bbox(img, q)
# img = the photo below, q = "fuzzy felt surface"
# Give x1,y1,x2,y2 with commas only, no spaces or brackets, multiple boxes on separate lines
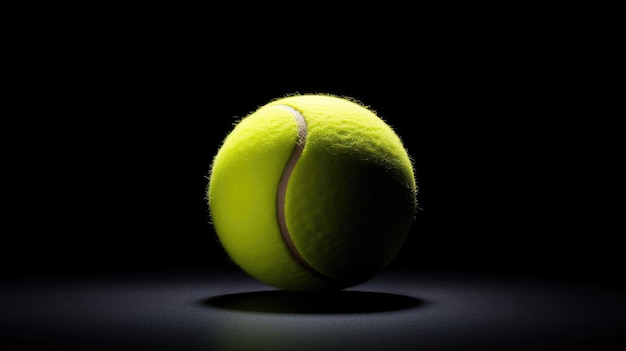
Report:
209,94,417,291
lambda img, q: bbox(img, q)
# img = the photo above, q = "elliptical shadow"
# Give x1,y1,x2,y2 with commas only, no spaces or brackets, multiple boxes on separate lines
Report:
199,290,425,314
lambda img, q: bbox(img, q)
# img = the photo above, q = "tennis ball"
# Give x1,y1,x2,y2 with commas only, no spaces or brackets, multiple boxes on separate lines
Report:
207,93,417,291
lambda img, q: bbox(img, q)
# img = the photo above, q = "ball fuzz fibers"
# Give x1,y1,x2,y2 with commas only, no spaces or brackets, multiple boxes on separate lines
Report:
207,94,417,291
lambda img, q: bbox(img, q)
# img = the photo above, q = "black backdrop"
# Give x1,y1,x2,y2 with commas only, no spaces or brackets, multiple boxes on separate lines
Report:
5,8,622,291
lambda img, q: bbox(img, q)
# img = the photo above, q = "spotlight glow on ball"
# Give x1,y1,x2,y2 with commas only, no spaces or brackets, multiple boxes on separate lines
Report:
207,94,417,291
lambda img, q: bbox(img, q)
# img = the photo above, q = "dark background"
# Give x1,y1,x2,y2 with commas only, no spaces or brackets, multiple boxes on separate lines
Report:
4,7,622,291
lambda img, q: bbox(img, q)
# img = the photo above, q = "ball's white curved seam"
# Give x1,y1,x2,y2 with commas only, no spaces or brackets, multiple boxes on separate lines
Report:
275,105,333,282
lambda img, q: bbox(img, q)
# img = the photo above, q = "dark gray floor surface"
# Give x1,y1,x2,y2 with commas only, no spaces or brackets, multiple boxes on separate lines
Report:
2,270,625,350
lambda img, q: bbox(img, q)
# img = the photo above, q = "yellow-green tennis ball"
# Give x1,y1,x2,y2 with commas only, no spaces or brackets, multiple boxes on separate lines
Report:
207,94,417,291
